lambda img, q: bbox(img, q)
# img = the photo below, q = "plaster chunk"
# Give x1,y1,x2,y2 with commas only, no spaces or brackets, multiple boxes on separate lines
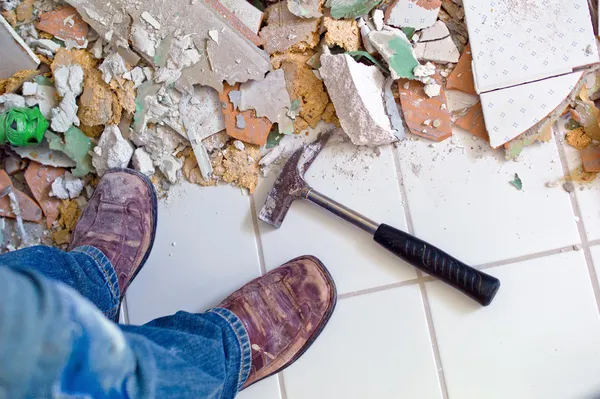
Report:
92,125,134,176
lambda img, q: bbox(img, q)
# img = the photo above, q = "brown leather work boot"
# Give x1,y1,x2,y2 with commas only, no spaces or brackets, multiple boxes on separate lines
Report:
69,168,157,298
219,255,337,389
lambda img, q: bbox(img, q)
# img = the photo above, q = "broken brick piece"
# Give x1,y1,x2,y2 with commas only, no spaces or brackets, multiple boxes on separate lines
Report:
0,169,43,223
35,7,89,46
219,82,272,146
455,102,488,141
397,73,452,142
446,44,476,95
581,147,600,173
24,162,66,228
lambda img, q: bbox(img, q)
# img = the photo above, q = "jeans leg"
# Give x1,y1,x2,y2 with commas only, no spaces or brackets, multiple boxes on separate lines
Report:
0,245,120,320
0,267,251,399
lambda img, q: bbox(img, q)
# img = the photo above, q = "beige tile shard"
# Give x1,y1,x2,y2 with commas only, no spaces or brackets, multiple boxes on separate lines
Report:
219,0,264,33
323,16,361,51
259,1,321,54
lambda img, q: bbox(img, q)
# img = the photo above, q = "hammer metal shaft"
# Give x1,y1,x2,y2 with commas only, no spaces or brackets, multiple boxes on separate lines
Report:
303,188,379,235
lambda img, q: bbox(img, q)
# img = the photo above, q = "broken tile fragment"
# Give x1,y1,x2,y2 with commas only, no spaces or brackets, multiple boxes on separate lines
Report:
503,110,560,160
35,7,89,46
239,69,294,134
328,0,381,19
92,125,134,176
287,0,322,18
66,0,270,92
212,142,260,193
132,148,155,176
581,147,600,173
368,28,419,80
397,73,452,142
24,162,65,227
50,172,84,200
320,53,396,146
259,2,320,54
446,43,476,95
219,82,273,146
483,72,584,148
572,86,600,141
413,21,459,63
385,0,441,30
454,102,488,140
46,127,94,177
0,14,39,80
219,0,264,33
0,169,42,223
565,127,592,150
322,16,361,51
180,86,225,145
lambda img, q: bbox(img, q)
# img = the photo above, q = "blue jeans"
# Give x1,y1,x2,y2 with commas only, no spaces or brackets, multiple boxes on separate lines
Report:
0,245,252,399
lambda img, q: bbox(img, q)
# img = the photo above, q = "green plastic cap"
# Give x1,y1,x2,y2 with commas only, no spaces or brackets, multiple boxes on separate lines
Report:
0,106,49,147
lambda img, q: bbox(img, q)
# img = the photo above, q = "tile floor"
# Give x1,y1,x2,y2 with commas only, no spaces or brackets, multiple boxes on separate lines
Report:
124,119,600,399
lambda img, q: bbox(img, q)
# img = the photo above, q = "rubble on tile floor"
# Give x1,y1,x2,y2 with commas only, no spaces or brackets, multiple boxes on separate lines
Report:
2,0,600,251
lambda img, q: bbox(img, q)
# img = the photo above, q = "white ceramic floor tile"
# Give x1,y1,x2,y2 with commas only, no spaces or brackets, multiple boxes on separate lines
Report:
237,374,281,399
255,137,416,295
589,245,600,289
125,182,261,325
397,128,580,265
559,130,600,241
427,251,600,399
284,285,443,399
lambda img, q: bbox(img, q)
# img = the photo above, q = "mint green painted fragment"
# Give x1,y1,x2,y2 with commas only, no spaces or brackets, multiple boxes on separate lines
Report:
46,127,94,177
34,75,54,86
401,27,416,40
329,0,381,19
133,82,161,133
266,126,284,149
368,30,419,80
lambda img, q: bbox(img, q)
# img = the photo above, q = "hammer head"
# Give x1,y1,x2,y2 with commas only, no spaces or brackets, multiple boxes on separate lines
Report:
259,130,334,228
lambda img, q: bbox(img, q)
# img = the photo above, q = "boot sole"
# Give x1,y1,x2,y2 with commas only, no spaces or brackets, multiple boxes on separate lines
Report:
242,255,338,390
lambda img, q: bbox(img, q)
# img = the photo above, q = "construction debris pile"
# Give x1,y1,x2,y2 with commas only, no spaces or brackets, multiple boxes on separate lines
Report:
1,0,600,249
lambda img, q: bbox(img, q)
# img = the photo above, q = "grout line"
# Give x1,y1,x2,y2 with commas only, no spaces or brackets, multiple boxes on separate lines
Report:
392,144,449,398
588,239,600,247
277,373,288,399
338,278,421,299
473,245,579,271
249,194,268,276
417,272,450,399
553,130,600,315
391,143,415,234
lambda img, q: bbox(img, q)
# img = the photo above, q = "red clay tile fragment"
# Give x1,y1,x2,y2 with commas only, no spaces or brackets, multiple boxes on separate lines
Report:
0,169,42,223
455,102,489,141
446,44,476,95
24,162,66,228
35,7,89,46
397,74,452,142
581,146,600,173
219,82,273,146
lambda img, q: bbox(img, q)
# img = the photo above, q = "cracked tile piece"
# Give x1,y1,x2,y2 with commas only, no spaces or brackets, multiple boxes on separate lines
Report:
219,0,264,33
46,127,94,177
398,73,452,141
571,86,600,141
0,169,42,223
368,28,419,80
35,7,89,46
446,43,476,95
320,53,396,146
65,0,269,92
581,147,600,172
385,0,441,30
454,102,488,140
219,82,272,145
259,1,320,55
322,16,361,51
0,14,39,80
413,21,459,63
328,0,381,19
212,142,259,193
24,162,66,228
